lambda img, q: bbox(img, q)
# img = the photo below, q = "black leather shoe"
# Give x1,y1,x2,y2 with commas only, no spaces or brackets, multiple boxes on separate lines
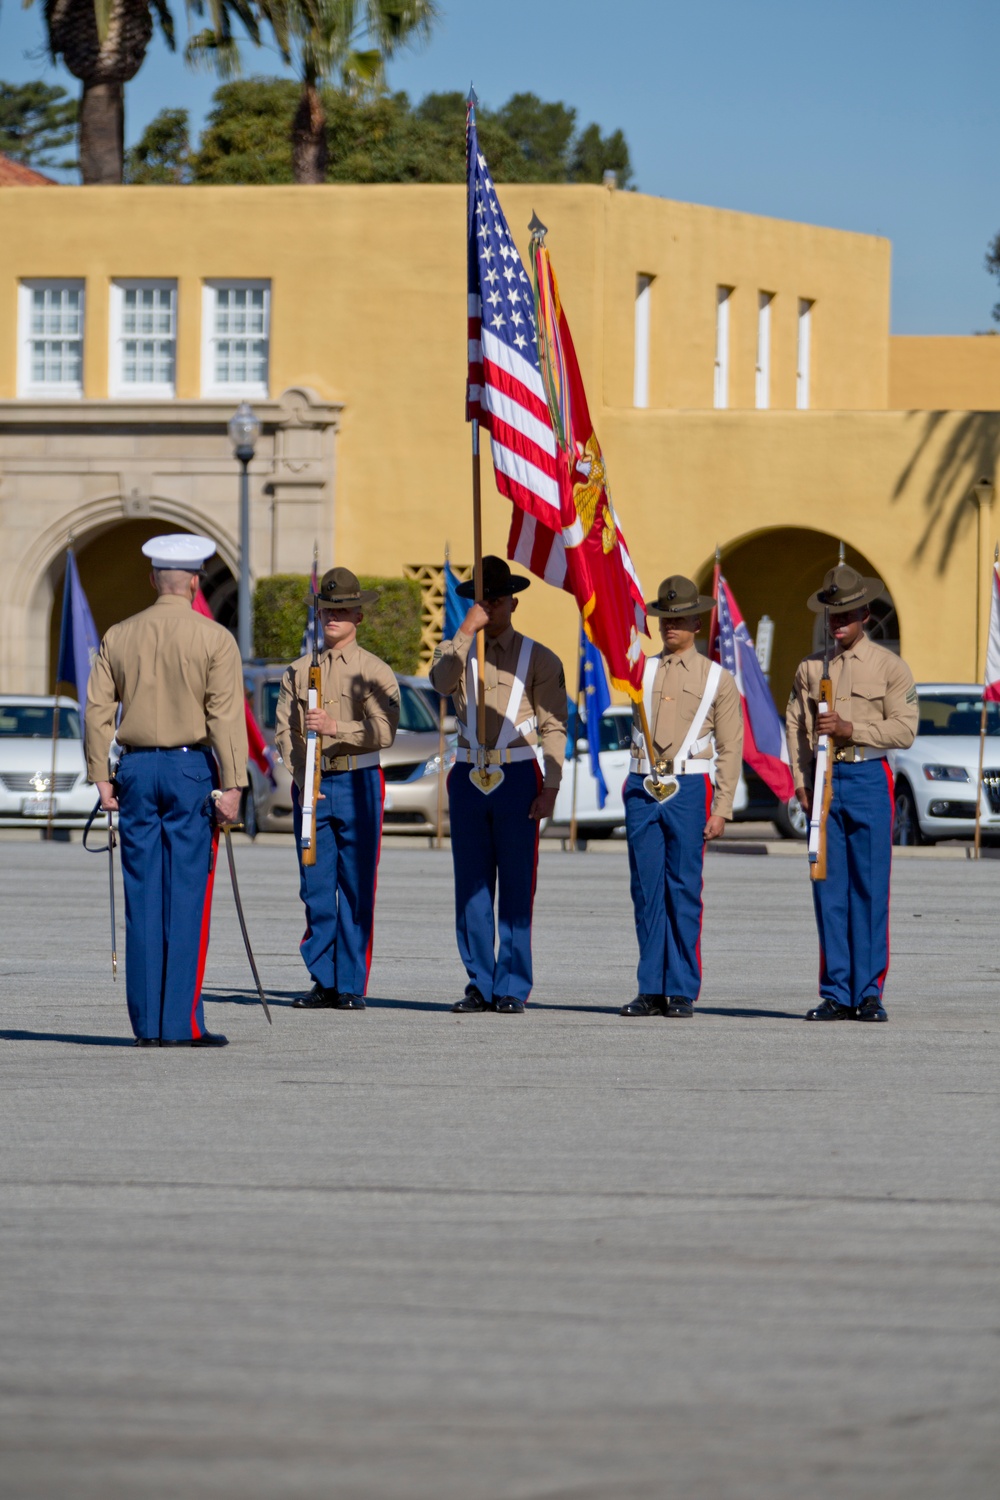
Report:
664,997,694,1017
494,997,525,1014
293,982,339,1009
805,998,855,1021
857,996,888,1022
620,995,666,1016
134,1038,159,1047
160,1032,229,1047
452,987,492,1013
331,994,366,1010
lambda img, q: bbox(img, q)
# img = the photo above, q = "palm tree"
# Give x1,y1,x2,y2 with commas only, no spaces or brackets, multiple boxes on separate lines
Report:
28,0,259,183
248,0,437,184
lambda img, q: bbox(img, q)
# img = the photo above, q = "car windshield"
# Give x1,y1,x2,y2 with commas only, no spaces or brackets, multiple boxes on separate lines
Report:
398,683,437,734
567,709,633,754
260,681,282,731
917,693,1000,737
0,705,82,739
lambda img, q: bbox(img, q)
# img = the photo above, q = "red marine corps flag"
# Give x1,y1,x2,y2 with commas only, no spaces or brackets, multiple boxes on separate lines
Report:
466,95,647,697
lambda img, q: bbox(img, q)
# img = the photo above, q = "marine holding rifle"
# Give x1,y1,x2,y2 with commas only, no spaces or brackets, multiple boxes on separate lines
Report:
786,565,918,1023
275,567,400,1012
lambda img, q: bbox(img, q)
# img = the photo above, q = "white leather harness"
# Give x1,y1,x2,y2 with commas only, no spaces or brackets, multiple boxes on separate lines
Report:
458,635,539,765
629,657,721,778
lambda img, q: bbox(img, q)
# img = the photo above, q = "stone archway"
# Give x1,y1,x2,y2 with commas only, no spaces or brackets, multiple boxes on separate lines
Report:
695,528,900,706
46,519,237,690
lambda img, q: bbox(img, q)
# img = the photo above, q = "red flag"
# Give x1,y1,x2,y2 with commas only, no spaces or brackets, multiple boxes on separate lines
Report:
708,566,795,801
193,587,275,783
985,560,1000,703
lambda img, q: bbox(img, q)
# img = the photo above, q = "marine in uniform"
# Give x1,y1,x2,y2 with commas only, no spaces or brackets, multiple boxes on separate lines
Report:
275,567,400,1011
85,534,249,1048
787,565,918,1022
430,556,567,1014
620,576,743,1018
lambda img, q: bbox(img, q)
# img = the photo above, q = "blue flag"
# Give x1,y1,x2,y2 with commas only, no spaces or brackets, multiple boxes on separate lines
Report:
55,549,100,717
299,555,322,657
443,557,464,642
580,627,611,809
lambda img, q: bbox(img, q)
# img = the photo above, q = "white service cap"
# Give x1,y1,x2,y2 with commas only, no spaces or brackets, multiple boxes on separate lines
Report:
141,534,217,571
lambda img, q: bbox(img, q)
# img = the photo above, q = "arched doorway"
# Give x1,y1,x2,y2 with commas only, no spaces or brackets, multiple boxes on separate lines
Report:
47,519,237,689
695,529,900,708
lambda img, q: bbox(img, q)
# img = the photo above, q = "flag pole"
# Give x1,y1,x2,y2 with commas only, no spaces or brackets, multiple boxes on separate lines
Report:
569,629,584,852
973,540,999,860
46,548,71,843
471,421,487,753
436,544,449,849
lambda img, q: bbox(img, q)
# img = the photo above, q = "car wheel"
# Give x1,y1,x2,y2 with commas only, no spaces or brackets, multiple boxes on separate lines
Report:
772,795,808,840
242,786,259,840
892,781,924,846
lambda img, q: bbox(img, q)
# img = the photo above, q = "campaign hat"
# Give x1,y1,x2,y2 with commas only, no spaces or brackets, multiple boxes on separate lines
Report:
455,555,530,600
645,575,716,618
807,564,885,614
318,567,378,607
141,533,216,571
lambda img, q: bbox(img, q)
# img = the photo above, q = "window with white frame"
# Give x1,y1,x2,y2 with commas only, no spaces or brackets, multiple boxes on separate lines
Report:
796,298,813,409
18,280,85,397
202,280,270,397
110,280,176,397
755,291,773,409
713,286,732,409
633,273,654,408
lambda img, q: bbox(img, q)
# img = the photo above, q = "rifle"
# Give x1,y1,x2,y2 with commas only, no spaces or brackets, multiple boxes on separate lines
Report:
808,604,834,882
300,583,323,867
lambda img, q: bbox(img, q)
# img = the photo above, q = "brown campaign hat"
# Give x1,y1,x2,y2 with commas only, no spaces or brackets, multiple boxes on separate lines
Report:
807,564,884,614
318,567,379,607
645,575,716,618
456,555,531,600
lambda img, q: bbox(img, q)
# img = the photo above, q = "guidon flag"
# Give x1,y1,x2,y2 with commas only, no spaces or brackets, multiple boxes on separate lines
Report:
465,94,647,698
708,566,795,802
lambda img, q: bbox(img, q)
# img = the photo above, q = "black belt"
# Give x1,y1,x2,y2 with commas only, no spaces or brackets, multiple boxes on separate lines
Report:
121,744,208,754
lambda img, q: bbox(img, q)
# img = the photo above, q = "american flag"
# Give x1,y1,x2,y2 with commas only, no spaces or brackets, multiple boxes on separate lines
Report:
710,568,794,801
466,101,568,587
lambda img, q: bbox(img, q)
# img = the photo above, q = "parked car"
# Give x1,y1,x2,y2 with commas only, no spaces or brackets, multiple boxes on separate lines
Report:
0,695,94,827
890,684,1000,844
547,705,807,840
242,664,453,836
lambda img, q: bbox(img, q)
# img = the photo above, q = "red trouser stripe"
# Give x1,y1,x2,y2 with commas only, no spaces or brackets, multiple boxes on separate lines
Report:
363,769,386,990
694,777,713,982
875,758,896,992
190,828,220,1039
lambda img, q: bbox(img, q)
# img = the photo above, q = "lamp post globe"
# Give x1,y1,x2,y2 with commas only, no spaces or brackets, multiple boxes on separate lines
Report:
229,402,260,663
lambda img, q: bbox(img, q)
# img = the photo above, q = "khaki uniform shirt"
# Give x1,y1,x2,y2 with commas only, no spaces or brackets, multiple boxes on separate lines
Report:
275,641,400,792
638,646,743,819
85,594,249,789
786,634,918,789
430,625,567,790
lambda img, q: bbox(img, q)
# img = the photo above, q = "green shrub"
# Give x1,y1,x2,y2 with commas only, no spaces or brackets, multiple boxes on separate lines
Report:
253,572,422,674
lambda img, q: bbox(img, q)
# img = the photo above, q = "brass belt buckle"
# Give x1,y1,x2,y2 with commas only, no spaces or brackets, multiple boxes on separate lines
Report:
644,756,679,803
469,747,504,795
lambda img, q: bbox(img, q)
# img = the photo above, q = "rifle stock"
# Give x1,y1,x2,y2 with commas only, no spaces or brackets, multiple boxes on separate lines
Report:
300,589,322,867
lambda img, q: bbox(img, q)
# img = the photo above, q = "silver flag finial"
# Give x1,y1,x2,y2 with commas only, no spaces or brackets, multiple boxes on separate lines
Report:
528,211,547,239
466,84,478,108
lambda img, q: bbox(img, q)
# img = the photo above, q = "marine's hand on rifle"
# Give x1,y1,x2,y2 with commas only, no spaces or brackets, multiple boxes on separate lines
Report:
305,708,338,736
820,711,854,740
96,779,119,812
460,603,489,636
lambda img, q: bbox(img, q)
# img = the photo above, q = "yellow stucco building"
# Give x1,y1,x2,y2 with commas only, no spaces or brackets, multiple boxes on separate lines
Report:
1,181,998,703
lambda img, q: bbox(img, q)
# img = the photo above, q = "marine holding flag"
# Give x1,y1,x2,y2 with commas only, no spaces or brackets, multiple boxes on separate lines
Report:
465,98,647,701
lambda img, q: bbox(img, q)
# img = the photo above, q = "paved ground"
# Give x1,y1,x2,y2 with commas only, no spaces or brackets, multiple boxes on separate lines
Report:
1,834,998,1499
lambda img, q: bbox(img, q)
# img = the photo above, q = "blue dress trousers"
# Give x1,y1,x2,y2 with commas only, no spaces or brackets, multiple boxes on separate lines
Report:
292,766,385,996
813,757,895,1009
115,745,219,1042
624,771,714,1001
448,758,543,1004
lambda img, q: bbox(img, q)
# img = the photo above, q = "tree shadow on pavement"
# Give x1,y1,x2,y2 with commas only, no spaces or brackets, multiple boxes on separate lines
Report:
0,1029,135,1046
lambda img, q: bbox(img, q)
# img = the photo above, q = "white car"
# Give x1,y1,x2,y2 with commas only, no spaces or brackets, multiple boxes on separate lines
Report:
0,695,95,827
890,684,1000,845
549,706,807,840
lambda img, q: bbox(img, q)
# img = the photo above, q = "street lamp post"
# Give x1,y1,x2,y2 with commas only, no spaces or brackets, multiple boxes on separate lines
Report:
971,476,995,682
228,401,261,662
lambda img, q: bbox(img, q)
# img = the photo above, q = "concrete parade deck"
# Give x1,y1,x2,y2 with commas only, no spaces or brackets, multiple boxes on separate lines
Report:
0,835,997,1499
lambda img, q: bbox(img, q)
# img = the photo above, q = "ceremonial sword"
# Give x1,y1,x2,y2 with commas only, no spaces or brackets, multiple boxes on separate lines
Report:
212,793,272,1024
83,798,117,981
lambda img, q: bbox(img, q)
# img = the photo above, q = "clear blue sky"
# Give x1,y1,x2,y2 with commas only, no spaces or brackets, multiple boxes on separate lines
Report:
3,0,998,334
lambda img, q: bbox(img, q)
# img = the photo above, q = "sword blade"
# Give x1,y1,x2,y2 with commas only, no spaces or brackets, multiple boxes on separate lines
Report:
222,824,272,1023
107,811,117,981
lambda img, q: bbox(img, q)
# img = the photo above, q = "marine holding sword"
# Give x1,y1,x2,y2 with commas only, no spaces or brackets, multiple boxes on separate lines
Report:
620,576,743,1019
275,567,400,1012
430,556,567,1014
786,565,918,1023
85,534,249,1048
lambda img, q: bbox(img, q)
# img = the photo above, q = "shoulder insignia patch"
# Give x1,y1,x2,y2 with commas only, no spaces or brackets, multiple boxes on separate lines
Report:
906,687,917,704
558,668,566,690
432,645,443,665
